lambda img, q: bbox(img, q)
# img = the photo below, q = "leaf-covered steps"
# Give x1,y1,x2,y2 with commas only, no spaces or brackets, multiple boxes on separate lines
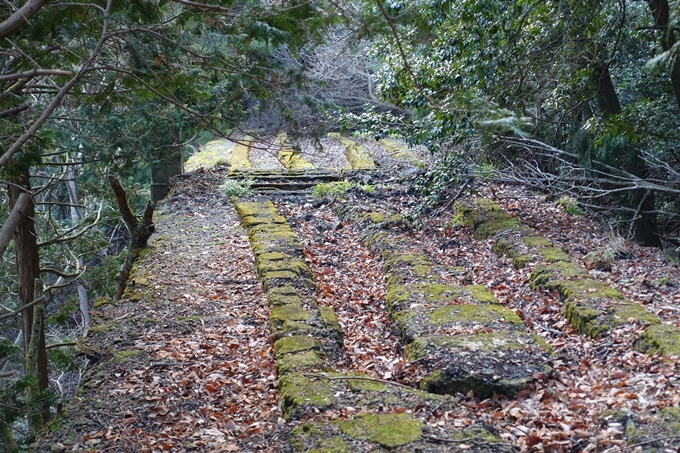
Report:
337,208,552,399
327,133,377,170
236,200,506,452
456,198,680,356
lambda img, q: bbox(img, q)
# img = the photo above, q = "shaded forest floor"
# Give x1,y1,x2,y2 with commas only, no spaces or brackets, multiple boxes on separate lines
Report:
37,139,680,453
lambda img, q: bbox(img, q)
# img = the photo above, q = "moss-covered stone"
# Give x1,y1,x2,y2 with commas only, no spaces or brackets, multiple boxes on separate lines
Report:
638,324,680,356
269,305,314,336
419,368,533,400
523,235,552,248
319,306,343,343
337,413,422,448
429,303,523,325
529,262,589,289
564,299,658,338
185,139,234,172
113,349,141,363
229,138,253,171
279,373,335,419
537,247,572,263
277,351,324,375
563,299,609,338
494,238,517,257
546,278,624,301
328,133,376,170
267,290,303,307
513,255,533,268
274,336,318,358
612,302,659,327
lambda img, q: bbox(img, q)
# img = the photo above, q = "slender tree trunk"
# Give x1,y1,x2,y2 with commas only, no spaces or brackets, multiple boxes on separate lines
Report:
646,0,680,111
8,172,50,431
26,291,49,435
64,164,90,331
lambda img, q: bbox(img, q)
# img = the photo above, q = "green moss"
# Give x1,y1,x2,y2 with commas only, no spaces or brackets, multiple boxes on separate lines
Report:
494,238,517,257
404,338,427,361
290,425,351,453
177,315,201,322
638,324,680,356
277,351,324,375
429,303,522,325
385,285,409,310
513,255,533,268
612,302,659,326
113,349,141,363
466,285,499,304
530,334,554,354
93,297,110,309
145,317,158,324
337,413,422,447
328,133,376,170
546,279,624,300
537,247,572,263
87,321,117,335
319,306,343,342
267,290,302,307
274,336,318,358
564,299,606,337
279,373,334,419
523,235,552,248
529,262,589,289
257,258,312,279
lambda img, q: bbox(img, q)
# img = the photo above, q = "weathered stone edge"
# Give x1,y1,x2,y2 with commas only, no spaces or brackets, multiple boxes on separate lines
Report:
455,198,680,356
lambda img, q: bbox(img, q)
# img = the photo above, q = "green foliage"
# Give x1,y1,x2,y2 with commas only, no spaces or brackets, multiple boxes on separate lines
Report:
47,345,78,372
472,162,497,182
219,179,253,197
557,197,585,216
311,181,374,200
84,253,126,299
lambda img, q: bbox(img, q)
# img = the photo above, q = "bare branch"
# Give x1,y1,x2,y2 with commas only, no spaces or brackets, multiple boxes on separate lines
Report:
0,0,48,41
0,69,73,82
0,192,31,258
0,295,46,322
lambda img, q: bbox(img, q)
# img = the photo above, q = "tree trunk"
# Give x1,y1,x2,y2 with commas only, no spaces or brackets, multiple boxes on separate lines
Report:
8,172,48,393
593,63,621,117
646,0,680,111
64,164,90,331
26,292,49,435
109,175,155,301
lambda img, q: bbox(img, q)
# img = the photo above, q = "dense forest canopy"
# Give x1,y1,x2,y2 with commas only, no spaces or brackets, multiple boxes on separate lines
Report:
1,0,680,448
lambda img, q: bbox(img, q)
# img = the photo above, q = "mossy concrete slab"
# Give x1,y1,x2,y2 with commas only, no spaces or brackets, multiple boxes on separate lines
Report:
229,136,253,171
455,199,532,239
338,413,422,447
545,279,624,301
274,336,319,358
276,132,315,170
529,262,589,289
328,133,376,170
386,282,497,313
404,333,550,398
277,351,324,375
564,298,659,338
536,247,572,263
185,139,234,172
393,303,524,342
638,324,680,356
289,421,502,453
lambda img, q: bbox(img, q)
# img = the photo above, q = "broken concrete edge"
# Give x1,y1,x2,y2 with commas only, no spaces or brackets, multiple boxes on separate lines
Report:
281,372,506,452
327,132,376,170
455,197,680,356
334,203,552,399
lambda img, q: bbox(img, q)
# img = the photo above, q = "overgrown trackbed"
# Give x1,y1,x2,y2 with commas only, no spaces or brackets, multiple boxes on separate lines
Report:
38,135,680,452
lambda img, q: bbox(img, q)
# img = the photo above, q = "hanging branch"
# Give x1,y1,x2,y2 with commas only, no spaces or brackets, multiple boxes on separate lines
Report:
109,175,155,301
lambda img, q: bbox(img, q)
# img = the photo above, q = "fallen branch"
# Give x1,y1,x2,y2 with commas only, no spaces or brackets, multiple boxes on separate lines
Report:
0,192,31,258
45,342,77,351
